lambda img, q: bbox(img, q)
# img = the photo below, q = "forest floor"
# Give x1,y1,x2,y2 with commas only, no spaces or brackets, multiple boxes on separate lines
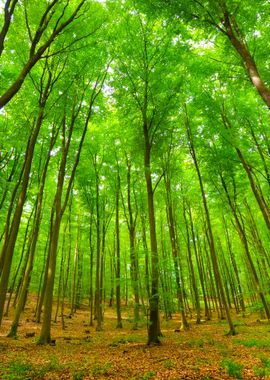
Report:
0,298,270,380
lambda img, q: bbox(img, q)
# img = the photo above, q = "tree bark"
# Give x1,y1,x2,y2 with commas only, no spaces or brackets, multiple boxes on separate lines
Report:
185,105,235,334
0,0,18,56
125,159,140,328
164,174,189,329
221,111,270,232
219,173,270,320
115,168,122,328
0,72,52,325
221,9,270,109
144,122,160,345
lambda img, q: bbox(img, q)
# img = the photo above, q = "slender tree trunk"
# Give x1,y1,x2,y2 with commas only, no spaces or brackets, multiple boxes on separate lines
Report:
219,172,270,319
143,123,160,344
7,131,56,336
61,207,73,329
0,163,24,271
160,222,173,320
0,0,19,57
94,158,102,331
109,248,114,307
0,151,20,218
223,218,245,314
248,122,270,187
75,235,83,311
125,160,140,328
196,237,211,320
89,214,94,326
185,105,235,334
164,175,189,329
38,201,62,344
115,170,122,328
221,111,270,232
55,223,67,323
140,209,150,302
71,236,79,315
244,199,270,271
183,202,201,323
5,205,34,316
38,84,98,343
35,233,50,323
0,77,51,325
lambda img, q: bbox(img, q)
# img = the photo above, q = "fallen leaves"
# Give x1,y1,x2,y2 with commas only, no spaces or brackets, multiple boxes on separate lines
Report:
0,299,269,379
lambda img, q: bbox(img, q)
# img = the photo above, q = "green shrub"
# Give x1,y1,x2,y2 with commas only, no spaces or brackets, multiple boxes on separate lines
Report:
138,371,156,380
73,369,86,380
163,359,175,369
92,362,113,377
221,359,243,379
253,356,270,377
38,355,63,377
188,338,204,348
2,361,34,380
236,338,270,349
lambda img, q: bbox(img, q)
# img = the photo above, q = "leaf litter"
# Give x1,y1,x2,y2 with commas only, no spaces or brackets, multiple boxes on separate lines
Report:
0,297,269,379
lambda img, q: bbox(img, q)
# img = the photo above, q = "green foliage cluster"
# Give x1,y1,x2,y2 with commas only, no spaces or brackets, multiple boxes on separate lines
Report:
91,361,114,377
133,371,156,380
0,356,64,380
236,338,270,349
221,359,244,379
253,356,270,378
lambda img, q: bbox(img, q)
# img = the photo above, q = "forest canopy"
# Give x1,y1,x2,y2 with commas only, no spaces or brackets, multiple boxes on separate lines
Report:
0,0,270,346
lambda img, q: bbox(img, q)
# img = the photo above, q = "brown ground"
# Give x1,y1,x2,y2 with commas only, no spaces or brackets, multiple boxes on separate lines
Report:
0,298,270,379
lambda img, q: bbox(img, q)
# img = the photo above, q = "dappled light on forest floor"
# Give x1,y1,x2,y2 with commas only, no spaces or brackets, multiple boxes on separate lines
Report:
0,298,270,379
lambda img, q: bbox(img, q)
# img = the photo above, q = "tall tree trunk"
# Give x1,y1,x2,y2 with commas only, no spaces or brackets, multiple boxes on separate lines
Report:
38,83,99,343
0,71,52,325
221,111,270,232
93,156,103,331
61,206,73,329
219,173,270,319
5,205,34,316
185,105,235,334
35,233,50,323
140,208,150,303
164,175,189,329
89,211,94,326
223,218,245,314
244,199,270,274
115,169,122,328
37,68,106,343
143,122,160,344
183,201,201,323
125,159,140,329
196,236,211,320
7,129,57,336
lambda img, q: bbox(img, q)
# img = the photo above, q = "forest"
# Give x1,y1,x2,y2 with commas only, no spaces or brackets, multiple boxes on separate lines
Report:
0,0,270,379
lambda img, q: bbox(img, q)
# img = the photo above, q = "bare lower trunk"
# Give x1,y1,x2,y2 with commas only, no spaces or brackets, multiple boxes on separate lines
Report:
185,105,235,334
